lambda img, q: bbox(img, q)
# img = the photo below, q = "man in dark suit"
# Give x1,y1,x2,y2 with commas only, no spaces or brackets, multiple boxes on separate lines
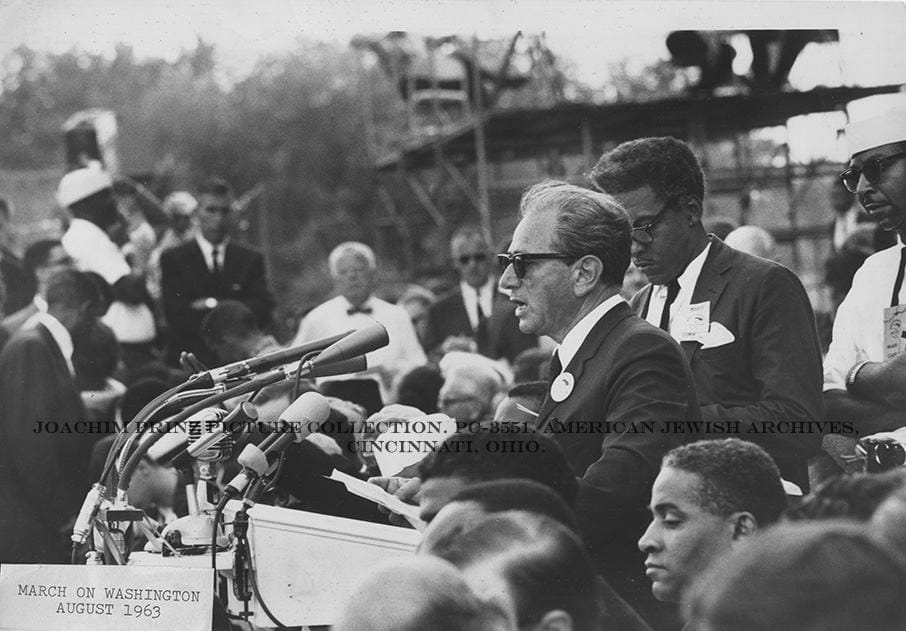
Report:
0,270,104,563
591,136,824,493
499,180,699,626
423,225,537,362
160,177,274,367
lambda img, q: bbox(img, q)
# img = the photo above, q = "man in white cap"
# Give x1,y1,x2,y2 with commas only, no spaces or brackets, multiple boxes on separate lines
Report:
56,162,156,370
824,105,906,430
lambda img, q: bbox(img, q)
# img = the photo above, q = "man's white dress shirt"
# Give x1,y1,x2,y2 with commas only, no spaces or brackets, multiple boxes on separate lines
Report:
824,242,906,391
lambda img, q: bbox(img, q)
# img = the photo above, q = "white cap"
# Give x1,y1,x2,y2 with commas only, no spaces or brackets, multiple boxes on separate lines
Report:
162,191,198,217
56,161,113,208
845,105,906,155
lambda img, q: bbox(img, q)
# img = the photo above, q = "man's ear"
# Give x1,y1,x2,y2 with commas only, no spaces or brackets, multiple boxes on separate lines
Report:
683,196,704,225
532,609,574,631
572,255,604,297
731,511,758,541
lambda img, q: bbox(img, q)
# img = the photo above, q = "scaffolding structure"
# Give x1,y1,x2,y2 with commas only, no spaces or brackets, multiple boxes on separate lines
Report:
371,80,902,278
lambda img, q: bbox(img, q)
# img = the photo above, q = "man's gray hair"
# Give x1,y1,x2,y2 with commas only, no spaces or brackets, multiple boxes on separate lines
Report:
328,241,377,277
519,180,631,286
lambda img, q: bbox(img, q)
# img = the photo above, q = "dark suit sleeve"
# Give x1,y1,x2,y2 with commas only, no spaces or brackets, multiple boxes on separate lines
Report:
570,327,697,609
699,265,824,453
581,330,697,505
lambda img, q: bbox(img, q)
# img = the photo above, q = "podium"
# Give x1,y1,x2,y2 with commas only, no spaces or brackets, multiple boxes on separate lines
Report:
131,503,421,627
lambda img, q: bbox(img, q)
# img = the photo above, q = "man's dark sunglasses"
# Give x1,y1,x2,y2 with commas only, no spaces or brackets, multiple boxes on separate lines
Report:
839,151,906,193
457,253,488,265
496,252,575,278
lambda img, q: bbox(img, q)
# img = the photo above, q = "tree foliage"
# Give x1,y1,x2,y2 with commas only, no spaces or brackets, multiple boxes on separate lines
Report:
0,40,409,326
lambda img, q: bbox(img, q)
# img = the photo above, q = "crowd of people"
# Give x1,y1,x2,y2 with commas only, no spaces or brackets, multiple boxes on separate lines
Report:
1,101,906,631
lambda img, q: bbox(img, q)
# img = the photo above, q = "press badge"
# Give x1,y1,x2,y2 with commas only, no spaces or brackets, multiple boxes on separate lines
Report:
676,302,710,342
882,305,906,359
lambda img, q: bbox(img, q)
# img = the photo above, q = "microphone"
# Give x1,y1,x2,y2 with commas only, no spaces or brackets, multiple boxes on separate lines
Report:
167,402,259,470
184,408,229,461
223,392,331,499
300,324,389,375
305,354,368,378
190,330,354,387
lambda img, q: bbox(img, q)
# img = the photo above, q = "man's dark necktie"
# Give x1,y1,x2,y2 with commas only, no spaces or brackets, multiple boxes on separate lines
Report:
659,280,680,332
474,289,489,352
348,305,373,315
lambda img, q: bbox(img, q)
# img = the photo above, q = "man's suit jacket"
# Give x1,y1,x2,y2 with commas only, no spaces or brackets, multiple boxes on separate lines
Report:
630,237,824,491
535,301,700,622
423,288,536,362
1,249,34,314
0,323,92,563
160,240,274,365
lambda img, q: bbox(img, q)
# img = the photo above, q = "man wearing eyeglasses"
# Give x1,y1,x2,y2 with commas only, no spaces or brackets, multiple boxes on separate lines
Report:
498,180,699,625
824,106,906,432
423,224,537,362
591,137,823,494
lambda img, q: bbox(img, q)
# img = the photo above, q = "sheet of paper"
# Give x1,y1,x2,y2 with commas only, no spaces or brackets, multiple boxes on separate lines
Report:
327,469,424,530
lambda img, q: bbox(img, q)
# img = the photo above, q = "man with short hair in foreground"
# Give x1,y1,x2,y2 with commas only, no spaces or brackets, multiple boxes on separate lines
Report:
639,438,787,614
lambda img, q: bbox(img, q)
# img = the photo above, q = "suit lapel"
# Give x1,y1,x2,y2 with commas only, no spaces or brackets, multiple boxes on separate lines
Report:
684,238,733,362
189,241,210,276
454,289,473,333
536,302,633,429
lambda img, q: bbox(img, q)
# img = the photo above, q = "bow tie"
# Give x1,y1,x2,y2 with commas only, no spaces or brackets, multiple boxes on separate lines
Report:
348,305,373,315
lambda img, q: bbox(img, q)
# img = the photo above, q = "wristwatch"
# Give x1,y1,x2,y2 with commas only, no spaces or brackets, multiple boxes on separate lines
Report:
845,360,870,393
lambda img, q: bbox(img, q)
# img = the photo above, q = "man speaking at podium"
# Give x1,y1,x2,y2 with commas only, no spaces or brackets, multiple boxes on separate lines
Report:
498,181,698,623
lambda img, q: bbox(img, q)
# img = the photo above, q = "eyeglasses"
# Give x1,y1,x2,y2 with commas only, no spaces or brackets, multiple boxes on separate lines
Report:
839,151,906,193
496,252,575,278
457,253,488,265
630,197,676,245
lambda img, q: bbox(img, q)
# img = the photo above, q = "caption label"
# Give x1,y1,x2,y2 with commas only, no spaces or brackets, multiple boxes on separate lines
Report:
0,564,212,631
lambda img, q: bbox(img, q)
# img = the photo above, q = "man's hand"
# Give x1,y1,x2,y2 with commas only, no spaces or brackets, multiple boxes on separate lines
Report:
367,476,422,527
854,353,906,408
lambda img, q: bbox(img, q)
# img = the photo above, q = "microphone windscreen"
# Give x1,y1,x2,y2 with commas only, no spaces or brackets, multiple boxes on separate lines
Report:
279,391,332,434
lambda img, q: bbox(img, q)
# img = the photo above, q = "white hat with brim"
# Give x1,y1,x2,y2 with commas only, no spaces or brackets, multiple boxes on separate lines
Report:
846,105,906,155
56,163,113,208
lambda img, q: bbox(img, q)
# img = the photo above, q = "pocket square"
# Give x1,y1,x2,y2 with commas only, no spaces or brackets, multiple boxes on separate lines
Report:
700,321,735,349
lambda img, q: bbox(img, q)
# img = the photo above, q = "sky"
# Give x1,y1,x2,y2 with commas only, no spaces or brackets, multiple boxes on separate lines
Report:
1,0,905,92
